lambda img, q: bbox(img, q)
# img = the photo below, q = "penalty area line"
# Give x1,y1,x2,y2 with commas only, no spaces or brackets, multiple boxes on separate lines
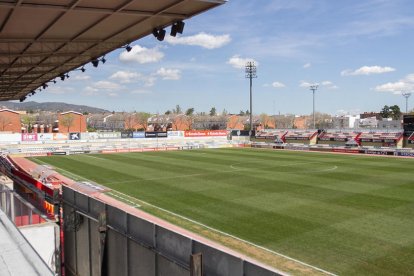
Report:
134,197,338,276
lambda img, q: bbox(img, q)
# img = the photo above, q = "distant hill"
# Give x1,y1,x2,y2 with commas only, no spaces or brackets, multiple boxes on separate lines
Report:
0,101,109,114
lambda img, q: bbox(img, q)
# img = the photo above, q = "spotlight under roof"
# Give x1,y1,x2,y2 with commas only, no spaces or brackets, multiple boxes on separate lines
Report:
170,21,185,37
153,28,166,41
91,59,99,67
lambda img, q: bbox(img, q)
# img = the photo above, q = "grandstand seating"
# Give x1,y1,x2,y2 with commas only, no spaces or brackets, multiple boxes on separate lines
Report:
358,131,403,142
318,130,361,143
255,130,288,142
284,130,318,140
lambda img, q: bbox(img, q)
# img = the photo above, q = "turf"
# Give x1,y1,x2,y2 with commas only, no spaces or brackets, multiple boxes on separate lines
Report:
30,148,414,275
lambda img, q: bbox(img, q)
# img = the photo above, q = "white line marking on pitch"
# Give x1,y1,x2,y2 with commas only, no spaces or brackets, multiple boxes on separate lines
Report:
136,198,338,276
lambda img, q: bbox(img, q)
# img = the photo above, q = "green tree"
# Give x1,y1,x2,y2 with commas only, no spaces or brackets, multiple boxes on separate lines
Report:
380,105,391,118
245,110,250,115
239,110,245,115
222,108,228,116
165,110,171,115
185,108,195,116
21,114,36,132
209,107,217,116
389,105,401,120
173,105,182,114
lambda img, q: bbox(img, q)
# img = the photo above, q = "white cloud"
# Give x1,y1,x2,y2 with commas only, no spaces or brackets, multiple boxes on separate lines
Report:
165,32,231,49
155,68,181,80
227,55,258,69
303,63,311,69
110,71,141,83
107,92,118,97
341,65,395,76
45,86,74,94
93,81,122,90
299,80,318,88
272,82,286,88
130,89,151,94
71,74,90,81
84,86,98,96
374,75,414,93
119,45,164,64
109,70,156,87
142,76,157,87
299,80,337,89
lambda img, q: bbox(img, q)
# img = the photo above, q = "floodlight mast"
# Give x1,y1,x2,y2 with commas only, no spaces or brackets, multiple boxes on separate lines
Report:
309,84,318,129
402,92,411,113
245,61,257,137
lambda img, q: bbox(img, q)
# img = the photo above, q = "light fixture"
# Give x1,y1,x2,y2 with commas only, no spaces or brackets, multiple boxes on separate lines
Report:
170,21,185,37
60,74,66,81
65,73,70,79
101,56,106,64
124,45,132,52
42,83,48,89
153,28,166,41
91,59,99,67
19,96,26,102
30,90,36,95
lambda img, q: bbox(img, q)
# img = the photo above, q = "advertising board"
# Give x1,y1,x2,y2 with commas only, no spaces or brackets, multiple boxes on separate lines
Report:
132,131,145,138
121,131,133,138
21,133,38,142
96,132,121,139
69,132,80,140
145,132,167,138
167,131,184,137
38,133,54,141
53,133,68,140
184,130,227,137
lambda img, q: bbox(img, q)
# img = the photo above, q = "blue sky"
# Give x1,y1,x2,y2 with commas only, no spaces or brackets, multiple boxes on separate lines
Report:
32,0,414,115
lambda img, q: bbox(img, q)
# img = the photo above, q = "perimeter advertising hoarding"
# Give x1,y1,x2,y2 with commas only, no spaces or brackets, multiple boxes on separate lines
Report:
53,133,68,140
184,130,227,137
81,132,99,140
121,131,133,138
397,151,414,157
0,134,21,142
21,133,37,142
167,131,184,137
231,130,250,137
133,132,145,138
145,132,167,138
97,132,121,139
38,133,54,141
69,132,80,140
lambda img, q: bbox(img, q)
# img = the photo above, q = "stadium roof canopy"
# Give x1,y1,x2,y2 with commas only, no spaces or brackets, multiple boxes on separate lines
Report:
0,0,226,101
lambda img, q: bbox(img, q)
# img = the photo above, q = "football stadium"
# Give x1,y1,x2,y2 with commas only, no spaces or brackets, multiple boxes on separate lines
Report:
1,1,414,276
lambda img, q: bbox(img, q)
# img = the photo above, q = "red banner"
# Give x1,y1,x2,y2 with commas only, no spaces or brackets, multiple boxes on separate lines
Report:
184,130,227,137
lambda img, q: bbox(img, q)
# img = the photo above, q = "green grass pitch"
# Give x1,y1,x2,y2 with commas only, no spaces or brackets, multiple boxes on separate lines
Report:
30,148,414,275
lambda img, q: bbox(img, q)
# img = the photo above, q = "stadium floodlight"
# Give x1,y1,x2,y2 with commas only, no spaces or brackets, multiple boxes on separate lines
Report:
402,92,411,113
245,61,257,136
91,59,99,67
42,83,48,89
124,44,132,52
153,28,166,41
309,84,319,129
170,21,185,37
